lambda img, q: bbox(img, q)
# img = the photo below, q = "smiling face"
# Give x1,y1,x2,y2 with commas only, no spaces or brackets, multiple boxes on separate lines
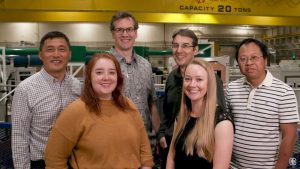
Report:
111,17,137,52
172,35,198,69
183,63,208,102
91,58,118,100
38,37,71,79
237,42,267,85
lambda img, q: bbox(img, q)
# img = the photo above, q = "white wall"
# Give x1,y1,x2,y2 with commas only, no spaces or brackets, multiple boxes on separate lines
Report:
0,22,267,48
39,23,111,42
0,22,170,48
0,23,38,43
137,23,165,42
0,22,270,64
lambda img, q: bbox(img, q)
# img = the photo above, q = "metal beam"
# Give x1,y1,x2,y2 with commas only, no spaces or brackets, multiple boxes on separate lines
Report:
0,11,300,26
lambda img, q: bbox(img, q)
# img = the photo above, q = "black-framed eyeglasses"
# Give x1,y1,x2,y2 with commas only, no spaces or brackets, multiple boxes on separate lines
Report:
171,43,195,49
113,27,136,34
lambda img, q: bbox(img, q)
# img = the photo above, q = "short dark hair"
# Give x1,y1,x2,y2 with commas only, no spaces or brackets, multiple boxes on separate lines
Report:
110,11,139,31
235,38,268,62
172,29,198,47
39,31,70,51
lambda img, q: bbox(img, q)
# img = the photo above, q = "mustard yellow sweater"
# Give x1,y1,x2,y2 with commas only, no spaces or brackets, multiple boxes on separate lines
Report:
45,98,154,169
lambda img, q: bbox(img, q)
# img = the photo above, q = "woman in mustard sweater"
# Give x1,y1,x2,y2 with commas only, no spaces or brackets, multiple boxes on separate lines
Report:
45,53,154,169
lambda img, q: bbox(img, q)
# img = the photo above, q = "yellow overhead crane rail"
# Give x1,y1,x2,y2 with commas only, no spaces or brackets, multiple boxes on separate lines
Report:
0,0,300,26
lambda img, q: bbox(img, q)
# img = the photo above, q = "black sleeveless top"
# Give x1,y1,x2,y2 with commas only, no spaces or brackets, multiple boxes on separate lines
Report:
174,106,234,169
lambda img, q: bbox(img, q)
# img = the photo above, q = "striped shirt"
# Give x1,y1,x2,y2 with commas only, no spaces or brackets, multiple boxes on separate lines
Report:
110,48,157,132
12,68,81,169
225,70,299,169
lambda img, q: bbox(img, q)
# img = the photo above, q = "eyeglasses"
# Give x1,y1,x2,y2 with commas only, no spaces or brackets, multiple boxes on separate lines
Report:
171,43,195,49
113,27,136,34
238,55,262,64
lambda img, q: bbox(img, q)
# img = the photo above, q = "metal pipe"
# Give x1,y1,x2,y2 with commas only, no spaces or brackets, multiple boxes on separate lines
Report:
0,88,16,102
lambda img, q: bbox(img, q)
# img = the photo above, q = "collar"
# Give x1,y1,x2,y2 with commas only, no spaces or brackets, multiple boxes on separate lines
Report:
40,67,68,83
110,47,137,64
174,67,183,79
243,70,272,88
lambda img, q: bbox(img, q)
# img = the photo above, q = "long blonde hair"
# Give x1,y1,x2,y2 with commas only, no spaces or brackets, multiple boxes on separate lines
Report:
171,59,217,162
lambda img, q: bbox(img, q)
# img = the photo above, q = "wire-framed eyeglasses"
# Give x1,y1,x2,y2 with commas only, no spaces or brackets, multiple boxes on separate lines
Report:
238,55,262,64
113,27,136,34
171,43,195,49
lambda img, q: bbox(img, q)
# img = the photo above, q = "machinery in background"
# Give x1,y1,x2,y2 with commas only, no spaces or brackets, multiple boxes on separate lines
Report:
201,56,230,87
4,45,298,120
0,45,149,121
278,60,300,114
0,43,232,122
228,59,300,114
0,46,87,122
148,42,229,93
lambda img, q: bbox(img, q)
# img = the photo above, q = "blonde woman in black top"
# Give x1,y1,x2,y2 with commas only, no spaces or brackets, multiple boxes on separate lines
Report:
166,59,234,169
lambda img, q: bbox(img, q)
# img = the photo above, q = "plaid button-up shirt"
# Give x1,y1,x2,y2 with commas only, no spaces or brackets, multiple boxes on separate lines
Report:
110,48,157,132
12,68,81,169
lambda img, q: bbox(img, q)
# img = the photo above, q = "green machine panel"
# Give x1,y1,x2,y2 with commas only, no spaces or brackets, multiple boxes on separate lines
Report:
70,46,86,62
133,46,149,58
197,43,214,58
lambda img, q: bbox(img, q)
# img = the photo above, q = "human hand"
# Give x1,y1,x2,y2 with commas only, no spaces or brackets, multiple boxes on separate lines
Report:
159,137,168,148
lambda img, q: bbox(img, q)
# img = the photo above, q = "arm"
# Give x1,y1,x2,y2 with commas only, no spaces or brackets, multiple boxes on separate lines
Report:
11,87,32,169
44,101,80,169
44,127,75,169
158,78,171,149
166,139,175,169
166,121,177,169
159,137,168,149
213,120,234,169
147,64,160,134
275,123,297,169
215,75,226,110
158,96,167,148
150,102,160,133
141,167,152,169
148,70,160,134
139,109,155,168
